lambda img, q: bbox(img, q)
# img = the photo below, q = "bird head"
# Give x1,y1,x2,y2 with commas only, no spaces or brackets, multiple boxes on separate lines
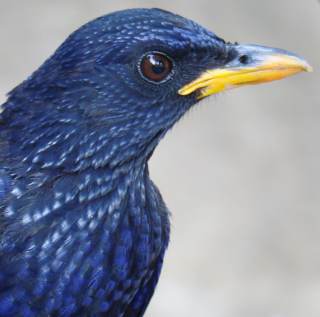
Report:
7,8,311,169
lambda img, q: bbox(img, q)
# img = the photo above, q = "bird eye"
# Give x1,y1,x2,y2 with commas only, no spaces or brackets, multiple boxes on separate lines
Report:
139,52,173,83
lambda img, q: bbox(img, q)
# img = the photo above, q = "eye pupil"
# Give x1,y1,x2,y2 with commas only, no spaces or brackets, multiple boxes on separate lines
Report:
140,52,173,83
148,55,165,74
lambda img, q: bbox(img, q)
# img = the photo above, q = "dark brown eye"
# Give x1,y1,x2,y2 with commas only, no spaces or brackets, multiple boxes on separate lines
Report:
139,52,173,83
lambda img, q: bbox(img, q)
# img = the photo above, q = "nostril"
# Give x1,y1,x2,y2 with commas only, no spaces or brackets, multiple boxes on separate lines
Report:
239,54,249,64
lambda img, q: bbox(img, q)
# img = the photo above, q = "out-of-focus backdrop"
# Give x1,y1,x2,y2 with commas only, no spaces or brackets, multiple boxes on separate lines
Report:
0,1,319,316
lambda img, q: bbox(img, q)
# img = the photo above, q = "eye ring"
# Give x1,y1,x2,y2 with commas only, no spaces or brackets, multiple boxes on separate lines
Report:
138,51,174,84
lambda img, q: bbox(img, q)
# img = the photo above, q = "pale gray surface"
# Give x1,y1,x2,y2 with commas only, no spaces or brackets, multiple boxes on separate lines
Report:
0,1,319,316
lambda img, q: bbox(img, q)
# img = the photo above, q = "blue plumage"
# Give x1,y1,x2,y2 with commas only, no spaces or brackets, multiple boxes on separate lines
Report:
0,7,277,317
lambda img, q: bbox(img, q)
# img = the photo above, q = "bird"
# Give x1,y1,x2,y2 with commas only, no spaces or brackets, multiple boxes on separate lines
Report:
0,8,311,317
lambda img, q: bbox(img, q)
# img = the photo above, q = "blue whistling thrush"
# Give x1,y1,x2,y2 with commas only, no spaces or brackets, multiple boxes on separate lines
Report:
0,8,311,317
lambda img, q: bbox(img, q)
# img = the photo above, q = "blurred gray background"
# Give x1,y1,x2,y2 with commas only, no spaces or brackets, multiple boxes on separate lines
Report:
0,1,319,316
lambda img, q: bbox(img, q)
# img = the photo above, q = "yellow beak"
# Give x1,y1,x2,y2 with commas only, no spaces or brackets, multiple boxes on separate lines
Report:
178,44,312,99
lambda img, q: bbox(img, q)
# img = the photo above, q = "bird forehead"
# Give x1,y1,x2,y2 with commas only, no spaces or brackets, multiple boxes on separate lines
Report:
83,8,222,51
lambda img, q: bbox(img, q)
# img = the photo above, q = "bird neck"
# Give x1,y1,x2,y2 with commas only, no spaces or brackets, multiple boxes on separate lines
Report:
1,96,170,257
3,151,170,255
0,98,169,234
